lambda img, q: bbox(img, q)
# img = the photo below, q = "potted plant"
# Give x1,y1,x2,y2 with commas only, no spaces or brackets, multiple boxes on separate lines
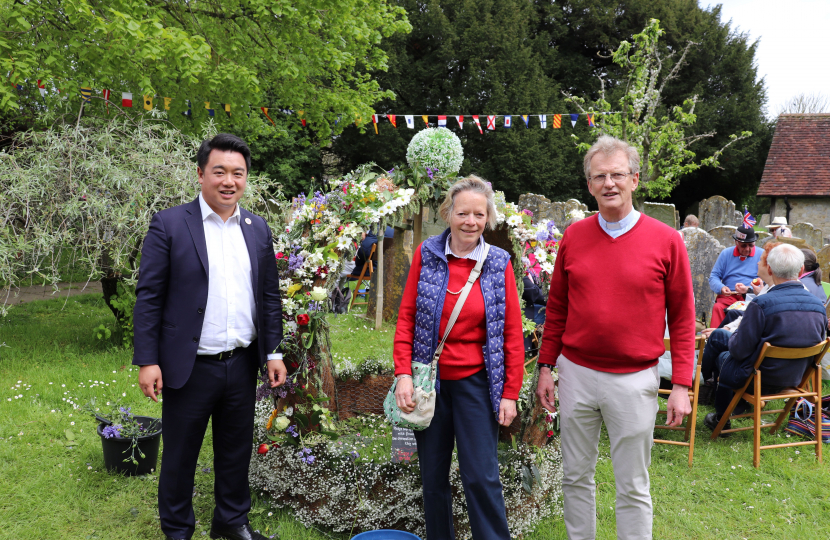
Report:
84,398,162,476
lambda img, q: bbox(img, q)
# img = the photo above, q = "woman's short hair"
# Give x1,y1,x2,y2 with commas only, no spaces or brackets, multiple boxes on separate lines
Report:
583,135,641,181
800,248,822,285
438,175,498,230
767,244,805,280
760,241,781,264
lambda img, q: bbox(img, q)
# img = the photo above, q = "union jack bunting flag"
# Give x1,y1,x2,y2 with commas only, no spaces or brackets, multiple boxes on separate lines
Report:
742,209,756,228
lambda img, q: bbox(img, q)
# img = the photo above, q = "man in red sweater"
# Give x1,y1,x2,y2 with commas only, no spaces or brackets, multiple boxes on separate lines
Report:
536,135,695,540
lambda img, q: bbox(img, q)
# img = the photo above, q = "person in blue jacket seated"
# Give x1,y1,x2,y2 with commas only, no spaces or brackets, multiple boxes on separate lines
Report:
707,224,762,328
351,225,394,274
700,244,828,436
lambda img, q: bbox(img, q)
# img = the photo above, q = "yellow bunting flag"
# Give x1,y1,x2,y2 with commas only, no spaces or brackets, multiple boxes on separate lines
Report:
205,102,215,117
298,110,306,127
553,114,561,129
163,97,171,110
224,103,231,117
143,95,153,110
422,115,429,126
261,107,275,126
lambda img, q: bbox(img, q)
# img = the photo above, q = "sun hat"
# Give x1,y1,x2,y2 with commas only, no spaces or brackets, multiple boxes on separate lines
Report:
766,216,788,228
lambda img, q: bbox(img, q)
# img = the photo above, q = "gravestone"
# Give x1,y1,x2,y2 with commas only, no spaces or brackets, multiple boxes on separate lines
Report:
367,232,411,322
675,210,681,231
644,202,677,229
699,195,736,231
708,226,737,249
791,223,824,251
756,231,771,242
516,194,587,227
759,214,770,228
684,228,724,326
517,193,550,221
818,245,830,284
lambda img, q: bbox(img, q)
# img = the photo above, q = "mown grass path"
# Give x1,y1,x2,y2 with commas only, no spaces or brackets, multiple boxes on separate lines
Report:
1,295,828,539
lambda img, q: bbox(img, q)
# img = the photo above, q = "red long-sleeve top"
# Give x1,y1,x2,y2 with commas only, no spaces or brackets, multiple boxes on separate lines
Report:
538,215,696,387
393,244,525,400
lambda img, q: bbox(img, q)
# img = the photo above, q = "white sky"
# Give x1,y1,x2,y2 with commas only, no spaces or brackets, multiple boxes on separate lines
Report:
702,0,830,118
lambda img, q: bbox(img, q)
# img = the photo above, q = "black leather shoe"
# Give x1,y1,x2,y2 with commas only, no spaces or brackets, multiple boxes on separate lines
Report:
704,412,731,437
210,523,269,540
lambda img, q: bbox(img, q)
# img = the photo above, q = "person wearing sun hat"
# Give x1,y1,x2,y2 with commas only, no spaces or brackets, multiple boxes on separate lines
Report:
767,216,792,238
707,223,762,327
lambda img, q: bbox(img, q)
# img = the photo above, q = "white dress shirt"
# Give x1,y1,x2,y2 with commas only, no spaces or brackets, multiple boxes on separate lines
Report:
445,233,488,262
597,208,641,238
197,194,281,361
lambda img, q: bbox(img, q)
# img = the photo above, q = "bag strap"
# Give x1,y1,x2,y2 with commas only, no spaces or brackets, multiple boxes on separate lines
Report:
429,244,490,383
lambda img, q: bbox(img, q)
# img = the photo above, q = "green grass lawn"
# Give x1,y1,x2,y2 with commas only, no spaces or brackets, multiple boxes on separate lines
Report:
1,295,830,539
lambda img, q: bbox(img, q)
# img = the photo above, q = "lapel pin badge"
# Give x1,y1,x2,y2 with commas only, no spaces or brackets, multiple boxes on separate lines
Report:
245,218,252,225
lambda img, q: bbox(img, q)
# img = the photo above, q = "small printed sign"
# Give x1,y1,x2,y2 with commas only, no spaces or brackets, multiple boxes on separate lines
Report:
391,426,417,463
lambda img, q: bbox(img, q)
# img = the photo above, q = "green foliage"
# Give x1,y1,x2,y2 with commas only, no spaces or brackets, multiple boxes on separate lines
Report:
0,0,411,139
565,19,752,201
406,127,464,174
0,117,279,315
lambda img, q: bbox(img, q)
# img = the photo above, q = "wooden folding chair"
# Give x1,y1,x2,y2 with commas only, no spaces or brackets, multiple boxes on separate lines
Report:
654,335,706,467
345,243,376,311
710,338,830,468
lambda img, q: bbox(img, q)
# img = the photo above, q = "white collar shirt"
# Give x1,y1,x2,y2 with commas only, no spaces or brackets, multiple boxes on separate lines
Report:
197,193,258,355
445,233,488,262
597,208,641,238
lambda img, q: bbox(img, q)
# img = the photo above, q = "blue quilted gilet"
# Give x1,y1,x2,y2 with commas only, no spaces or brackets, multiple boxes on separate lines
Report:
412,228,511,415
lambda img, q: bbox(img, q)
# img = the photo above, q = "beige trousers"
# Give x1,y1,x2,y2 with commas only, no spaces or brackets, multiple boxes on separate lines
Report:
558,355,659,540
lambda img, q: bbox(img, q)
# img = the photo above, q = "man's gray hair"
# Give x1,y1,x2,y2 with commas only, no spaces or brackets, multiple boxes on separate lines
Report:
583,135,641,180
438,175,498,229
767,243,805,280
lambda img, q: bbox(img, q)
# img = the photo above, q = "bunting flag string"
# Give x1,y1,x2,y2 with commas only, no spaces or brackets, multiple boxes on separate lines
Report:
387,114,397,128
539,115,547,129
121,92,132,108
437,115,446,127
405,115,414,129
569,113,578,128
472,115,482,134
503,115,512,128
455,115,463,128
487,115,495,130
421,115,429,127
553,114,561,128
371,114,378,134
143,95,153,111
521,115,529,128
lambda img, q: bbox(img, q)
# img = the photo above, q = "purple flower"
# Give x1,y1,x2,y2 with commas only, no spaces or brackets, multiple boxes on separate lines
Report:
286,425,299,438
349,451,359,461
102,424,122,439
298,448,315,464
535,230,549,242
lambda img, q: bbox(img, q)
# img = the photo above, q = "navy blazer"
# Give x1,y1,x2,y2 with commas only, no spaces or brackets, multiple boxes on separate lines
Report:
132,197,283,389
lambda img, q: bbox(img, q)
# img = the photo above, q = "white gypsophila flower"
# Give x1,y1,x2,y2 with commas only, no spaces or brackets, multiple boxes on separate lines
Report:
567,208,585,220
406,127,464,174
496,212,505,224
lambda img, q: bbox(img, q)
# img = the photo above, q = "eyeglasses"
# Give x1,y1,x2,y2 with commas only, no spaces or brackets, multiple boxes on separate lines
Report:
590,172,632,184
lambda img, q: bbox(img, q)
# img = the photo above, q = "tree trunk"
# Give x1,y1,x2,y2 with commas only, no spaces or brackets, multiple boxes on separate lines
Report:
374,220,384,330
412,202,423,248
633,191,646,213
519,368,551,447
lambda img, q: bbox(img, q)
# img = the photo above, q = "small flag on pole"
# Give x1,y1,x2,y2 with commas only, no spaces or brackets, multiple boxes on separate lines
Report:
205,102,214,117
371,114,378,134
163,97,171,110
405,115,414,129
587,113,595,127
570,113,579,128
422,115,429,126
487,115,496,130
80,87,92,103
742,208,756,228
437,115,447,127
503,115,512,128
388,114,397,128
261,107,275,126
143,95,153,110
456,115,464,128
521,115,529,128
121,92,133,107
539,115,547,128
553,114,561,128
37,80,46,97
472,115,483,134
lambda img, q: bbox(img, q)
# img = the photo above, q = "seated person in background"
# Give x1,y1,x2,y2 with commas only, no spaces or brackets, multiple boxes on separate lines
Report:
708,224,762,327
683,214,700,228
767,217,792,238
800,248,827,305
352,225,394,274
701,244,828,435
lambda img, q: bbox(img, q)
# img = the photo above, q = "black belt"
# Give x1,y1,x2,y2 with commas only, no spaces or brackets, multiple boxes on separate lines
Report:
198,347,244,361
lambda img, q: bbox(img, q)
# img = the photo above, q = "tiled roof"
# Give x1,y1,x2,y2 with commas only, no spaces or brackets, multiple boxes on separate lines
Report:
757,114,830,197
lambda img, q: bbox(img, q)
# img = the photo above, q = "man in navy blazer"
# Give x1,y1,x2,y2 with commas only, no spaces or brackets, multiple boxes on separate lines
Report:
134,133,286,540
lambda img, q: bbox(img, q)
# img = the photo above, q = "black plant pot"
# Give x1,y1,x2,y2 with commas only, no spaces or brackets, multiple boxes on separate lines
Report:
97,416,162,476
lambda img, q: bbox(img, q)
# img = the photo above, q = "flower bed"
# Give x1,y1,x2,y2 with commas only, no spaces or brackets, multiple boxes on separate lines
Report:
249,402,563,537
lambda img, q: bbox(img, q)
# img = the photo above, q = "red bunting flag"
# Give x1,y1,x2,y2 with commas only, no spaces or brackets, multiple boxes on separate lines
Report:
299,110,307,127
486,115,496,130
261,107,275,126
456,115,464,128
387,114,397,128
471,115,483,134
553,114,561,129
371,114,378,134
437,115,447,127
121,92,133,107
587,113,595,127
37,80,46,97
102,89,111,114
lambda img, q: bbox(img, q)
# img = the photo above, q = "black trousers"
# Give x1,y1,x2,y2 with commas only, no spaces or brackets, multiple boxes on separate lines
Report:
413,369,511,540
158,347,258,539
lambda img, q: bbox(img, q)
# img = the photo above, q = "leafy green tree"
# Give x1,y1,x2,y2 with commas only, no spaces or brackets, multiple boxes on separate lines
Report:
0,0,411,138
564,19,752,206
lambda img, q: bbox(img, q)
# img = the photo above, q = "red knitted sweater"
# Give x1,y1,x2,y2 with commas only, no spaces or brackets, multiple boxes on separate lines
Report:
538,214,696,387
393,245,525,400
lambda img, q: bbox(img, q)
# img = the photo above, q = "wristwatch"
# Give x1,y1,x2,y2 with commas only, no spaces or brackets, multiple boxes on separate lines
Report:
537,364,553,373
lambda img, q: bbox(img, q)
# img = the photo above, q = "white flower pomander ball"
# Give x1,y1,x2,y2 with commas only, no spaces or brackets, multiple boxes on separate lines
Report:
406,127,464,175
